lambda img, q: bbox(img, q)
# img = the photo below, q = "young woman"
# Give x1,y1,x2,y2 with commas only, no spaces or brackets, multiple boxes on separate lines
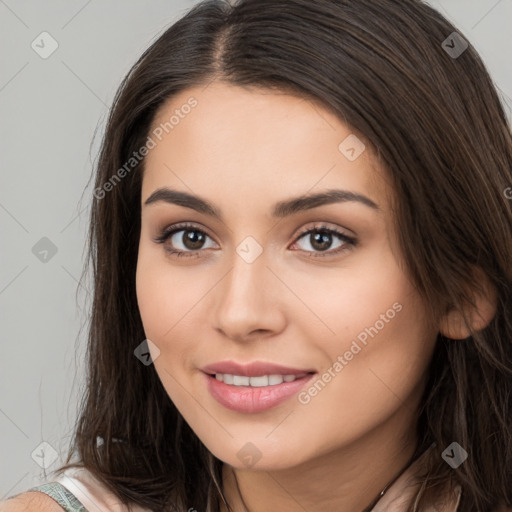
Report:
3,0,512,511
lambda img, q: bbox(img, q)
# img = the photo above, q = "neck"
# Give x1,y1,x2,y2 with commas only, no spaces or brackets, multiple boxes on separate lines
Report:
219,403,421,512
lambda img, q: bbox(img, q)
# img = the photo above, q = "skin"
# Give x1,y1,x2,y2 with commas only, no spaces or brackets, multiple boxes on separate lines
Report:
135,81,454,511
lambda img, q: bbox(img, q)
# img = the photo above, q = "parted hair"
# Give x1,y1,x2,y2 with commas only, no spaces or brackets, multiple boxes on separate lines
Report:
52,1,512,510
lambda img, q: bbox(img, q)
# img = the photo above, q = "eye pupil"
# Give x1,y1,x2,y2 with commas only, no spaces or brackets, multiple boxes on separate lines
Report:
183,230,205,250
311,231,332,251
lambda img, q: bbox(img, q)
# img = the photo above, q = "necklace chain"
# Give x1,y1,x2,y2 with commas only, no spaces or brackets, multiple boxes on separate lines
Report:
224,446,426,512
360,449,422,512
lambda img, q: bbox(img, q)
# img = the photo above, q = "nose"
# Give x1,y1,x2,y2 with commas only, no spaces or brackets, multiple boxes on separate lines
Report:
213,247,286,343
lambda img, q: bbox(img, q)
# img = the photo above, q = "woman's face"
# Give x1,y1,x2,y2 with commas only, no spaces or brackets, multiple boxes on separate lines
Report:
136,81,439,470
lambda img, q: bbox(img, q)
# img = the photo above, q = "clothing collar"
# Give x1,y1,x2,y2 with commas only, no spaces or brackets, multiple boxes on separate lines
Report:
372,444,462,511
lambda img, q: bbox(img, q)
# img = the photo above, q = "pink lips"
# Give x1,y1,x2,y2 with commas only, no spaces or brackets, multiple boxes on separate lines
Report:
201,360,316,413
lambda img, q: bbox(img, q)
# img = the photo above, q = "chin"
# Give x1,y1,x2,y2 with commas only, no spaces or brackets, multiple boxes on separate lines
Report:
205,437,312,471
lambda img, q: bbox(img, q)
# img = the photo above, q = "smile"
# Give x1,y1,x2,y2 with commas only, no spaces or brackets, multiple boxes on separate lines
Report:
213,372,309,387
203,371,315,413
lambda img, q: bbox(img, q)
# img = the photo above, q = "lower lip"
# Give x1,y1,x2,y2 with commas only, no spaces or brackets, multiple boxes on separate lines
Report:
204,372,315,413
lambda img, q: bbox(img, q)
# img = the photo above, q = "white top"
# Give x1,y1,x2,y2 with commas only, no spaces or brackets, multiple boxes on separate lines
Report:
53,467,150,512
50,446,463,512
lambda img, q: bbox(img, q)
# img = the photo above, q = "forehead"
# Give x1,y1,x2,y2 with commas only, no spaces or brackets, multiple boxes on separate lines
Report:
142,81,389,211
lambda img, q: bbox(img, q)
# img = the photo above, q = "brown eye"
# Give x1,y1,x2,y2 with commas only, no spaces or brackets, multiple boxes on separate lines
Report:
154,223,216,258
178,229,207,250
291,225,357,258
154,222,357,260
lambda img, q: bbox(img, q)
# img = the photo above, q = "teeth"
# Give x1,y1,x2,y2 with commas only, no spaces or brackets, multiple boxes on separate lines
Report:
268,374,283,385
249,375,270,387
233,375,250,386
223,374,234,385
214,373,308,387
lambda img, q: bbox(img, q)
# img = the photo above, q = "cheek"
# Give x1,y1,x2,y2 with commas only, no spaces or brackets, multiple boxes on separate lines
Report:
135,243,216,402
136,243,199,341
294,248,435,427
135,246,202,411
136,256,170,340
295,246,420,357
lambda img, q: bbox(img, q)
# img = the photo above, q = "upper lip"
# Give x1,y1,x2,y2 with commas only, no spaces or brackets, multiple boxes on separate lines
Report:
201,360,316,377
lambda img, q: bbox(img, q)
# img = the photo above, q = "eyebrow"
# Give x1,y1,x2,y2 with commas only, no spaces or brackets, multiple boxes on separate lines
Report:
143,187,380,220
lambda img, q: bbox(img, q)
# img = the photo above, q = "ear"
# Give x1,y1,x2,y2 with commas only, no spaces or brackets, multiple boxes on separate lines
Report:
439,267,498,340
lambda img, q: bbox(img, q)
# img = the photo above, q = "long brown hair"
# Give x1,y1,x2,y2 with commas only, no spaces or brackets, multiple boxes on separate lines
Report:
52,0,512,510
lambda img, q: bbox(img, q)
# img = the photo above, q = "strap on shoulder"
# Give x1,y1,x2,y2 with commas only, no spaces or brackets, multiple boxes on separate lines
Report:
27,482,87,512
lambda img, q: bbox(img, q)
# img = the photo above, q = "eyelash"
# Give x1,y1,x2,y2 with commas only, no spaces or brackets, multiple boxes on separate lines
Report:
153,222,358,259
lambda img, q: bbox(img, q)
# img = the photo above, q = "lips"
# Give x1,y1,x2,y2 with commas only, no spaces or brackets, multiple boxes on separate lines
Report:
201,360,317,413
201,360,316,377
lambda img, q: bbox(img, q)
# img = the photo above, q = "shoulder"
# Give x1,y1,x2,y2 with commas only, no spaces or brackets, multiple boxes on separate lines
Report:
0,491,65,511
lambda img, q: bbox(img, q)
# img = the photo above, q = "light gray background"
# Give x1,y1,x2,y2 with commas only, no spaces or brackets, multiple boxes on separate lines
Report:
1,0,511,500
